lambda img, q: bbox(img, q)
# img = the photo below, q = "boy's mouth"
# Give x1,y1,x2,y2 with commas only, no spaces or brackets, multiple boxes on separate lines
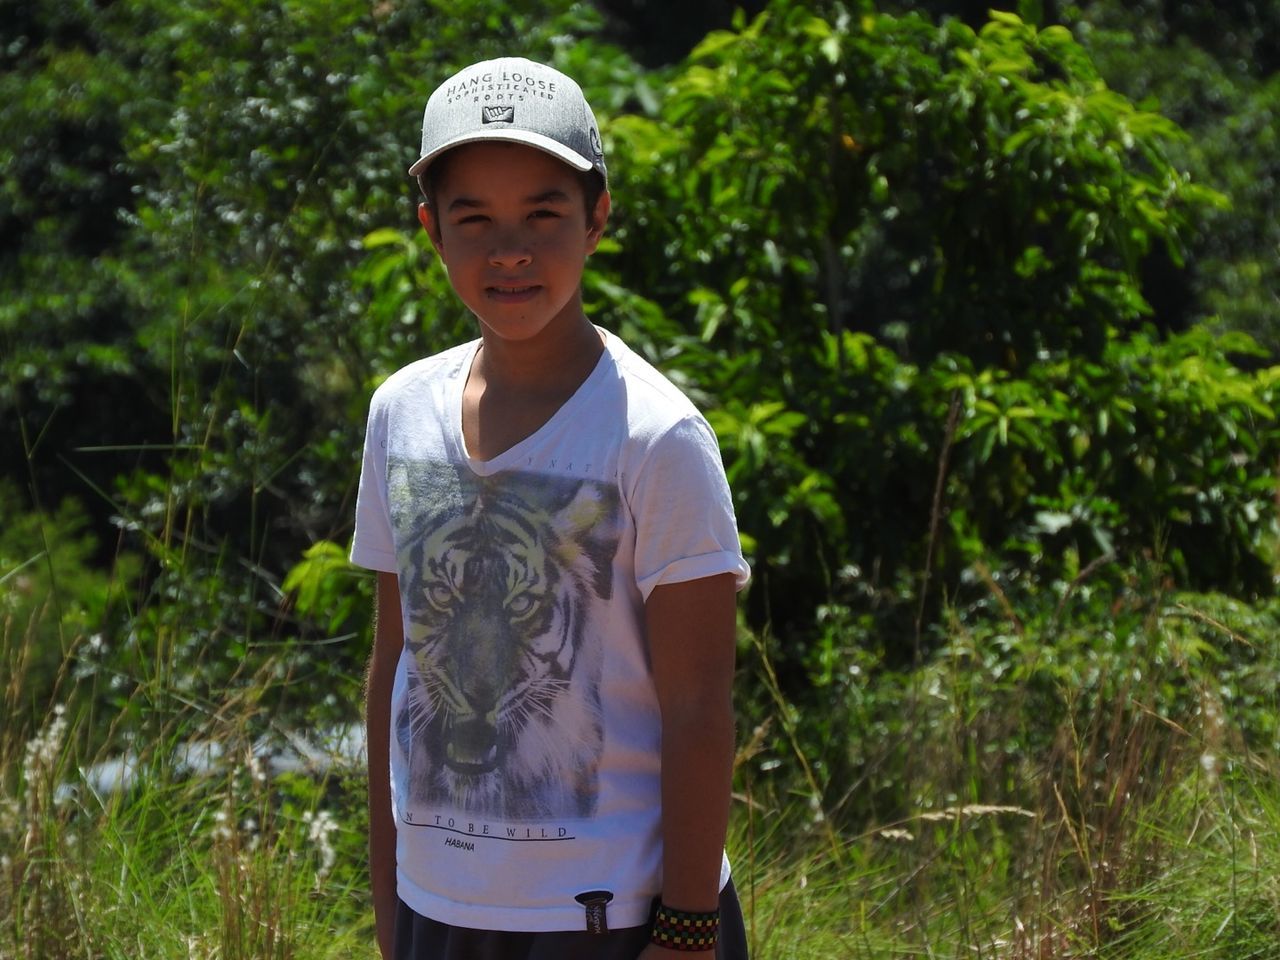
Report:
487,284,540,302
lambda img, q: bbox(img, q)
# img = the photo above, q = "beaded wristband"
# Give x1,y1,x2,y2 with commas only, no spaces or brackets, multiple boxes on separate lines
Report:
650,903,720,952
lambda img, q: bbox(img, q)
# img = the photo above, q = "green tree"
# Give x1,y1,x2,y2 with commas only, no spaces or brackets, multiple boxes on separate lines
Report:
3,0,1275,774
603,3,1272,653
1,0,644,738
1064,0,1280,352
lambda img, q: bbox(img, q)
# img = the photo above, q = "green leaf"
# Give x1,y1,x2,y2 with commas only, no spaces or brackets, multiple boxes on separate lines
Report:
363,228,408,249
689,30,740,62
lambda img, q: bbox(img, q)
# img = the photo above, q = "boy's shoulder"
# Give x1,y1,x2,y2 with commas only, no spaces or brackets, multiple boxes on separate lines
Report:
601,333,730,475
369,339,477,408
605,332,703,425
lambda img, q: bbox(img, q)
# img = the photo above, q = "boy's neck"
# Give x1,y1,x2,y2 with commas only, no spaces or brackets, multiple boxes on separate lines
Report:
460,303,604,461
473,304,604,396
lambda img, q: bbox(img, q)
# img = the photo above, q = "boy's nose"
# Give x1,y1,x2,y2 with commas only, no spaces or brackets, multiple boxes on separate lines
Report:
488,232,533,268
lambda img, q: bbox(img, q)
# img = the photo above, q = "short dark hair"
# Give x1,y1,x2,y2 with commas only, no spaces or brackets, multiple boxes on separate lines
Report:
418,149,606,219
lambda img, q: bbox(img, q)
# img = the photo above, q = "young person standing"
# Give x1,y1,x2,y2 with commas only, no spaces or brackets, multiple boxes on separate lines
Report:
351,57,751,959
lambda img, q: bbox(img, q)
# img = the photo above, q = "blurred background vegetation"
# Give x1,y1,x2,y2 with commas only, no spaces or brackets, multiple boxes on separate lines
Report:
2,0,1278,956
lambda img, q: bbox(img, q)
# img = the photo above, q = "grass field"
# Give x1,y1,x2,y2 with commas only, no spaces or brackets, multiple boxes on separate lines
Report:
5,587,1278,960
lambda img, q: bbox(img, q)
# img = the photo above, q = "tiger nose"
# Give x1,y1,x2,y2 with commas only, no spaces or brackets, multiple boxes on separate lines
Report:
463,674,499,713
453,717,497,754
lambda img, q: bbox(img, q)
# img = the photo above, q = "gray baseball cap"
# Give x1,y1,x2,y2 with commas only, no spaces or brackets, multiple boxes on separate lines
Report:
408,57,607,186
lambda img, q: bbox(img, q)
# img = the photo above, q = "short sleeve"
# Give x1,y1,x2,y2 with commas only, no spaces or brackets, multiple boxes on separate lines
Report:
629,415,750,601
350,396,398,573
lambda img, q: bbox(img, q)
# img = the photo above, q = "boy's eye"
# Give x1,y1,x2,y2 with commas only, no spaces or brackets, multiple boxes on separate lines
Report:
530,209,559,219
456,214,488,225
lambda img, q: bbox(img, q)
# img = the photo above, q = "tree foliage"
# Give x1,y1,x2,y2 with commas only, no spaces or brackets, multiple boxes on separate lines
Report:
1062,0,1280,352
1,0,1275,763
603,4,1272,653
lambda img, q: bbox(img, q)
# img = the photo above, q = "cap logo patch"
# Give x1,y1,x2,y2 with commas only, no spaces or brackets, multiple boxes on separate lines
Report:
482,105,515,124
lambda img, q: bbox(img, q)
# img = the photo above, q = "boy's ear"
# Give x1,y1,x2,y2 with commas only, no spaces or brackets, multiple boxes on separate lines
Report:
418,202,445,257
585,189,611,255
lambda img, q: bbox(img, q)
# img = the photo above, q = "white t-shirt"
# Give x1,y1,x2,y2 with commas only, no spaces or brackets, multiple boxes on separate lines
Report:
351,330,750,932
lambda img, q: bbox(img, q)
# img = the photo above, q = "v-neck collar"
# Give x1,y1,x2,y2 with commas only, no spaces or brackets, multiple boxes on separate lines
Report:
448,330,615,476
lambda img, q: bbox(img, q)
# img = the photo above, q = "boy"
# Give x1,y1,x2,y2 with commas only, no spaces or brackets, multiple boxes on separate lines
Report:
351,57,751,959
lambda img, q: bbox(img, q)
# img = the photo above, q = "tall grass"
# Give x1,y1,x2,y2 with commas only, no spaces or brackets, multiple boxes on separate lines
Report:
733,748,1280,958
1,640,370,958
5,568,1277,958
730,585,1280,958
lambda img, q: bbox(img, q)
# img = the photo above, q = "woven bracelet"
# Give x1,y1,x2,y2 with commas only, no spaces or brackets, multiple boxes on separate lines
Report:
650,903,720,952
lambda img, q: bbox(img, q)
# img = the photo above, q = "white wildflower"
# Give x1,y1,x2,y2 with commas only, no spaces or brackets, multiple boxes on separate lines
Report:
213,806,233,842
303,808,339,884
246,750,267,785
23,703,68,783
0,796,19,833
244,816,262,852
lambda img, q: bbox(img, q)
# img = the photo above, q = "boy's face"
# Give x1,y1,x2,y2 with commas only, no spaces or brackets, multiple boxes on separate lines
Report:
419,141,609,347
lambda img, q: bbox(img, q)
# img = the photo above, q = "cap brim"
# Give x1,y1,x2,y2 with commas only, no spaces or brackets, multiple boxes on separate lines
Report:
407,128,594,178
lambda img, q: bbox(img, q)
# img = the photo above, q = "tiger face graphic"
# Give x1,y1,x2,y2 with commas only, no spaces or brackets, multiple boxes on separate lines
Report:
389,462,620,822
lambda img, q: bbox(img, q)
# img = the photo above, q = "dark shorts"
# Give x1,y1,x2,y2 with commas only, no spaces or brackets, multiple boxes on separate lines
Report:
393,879,750,960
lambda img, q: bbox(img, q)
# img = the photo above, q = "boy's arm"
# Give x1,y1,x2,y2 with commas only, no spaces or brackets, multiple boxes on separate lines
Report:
367,571,403,960
640,571,738,956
